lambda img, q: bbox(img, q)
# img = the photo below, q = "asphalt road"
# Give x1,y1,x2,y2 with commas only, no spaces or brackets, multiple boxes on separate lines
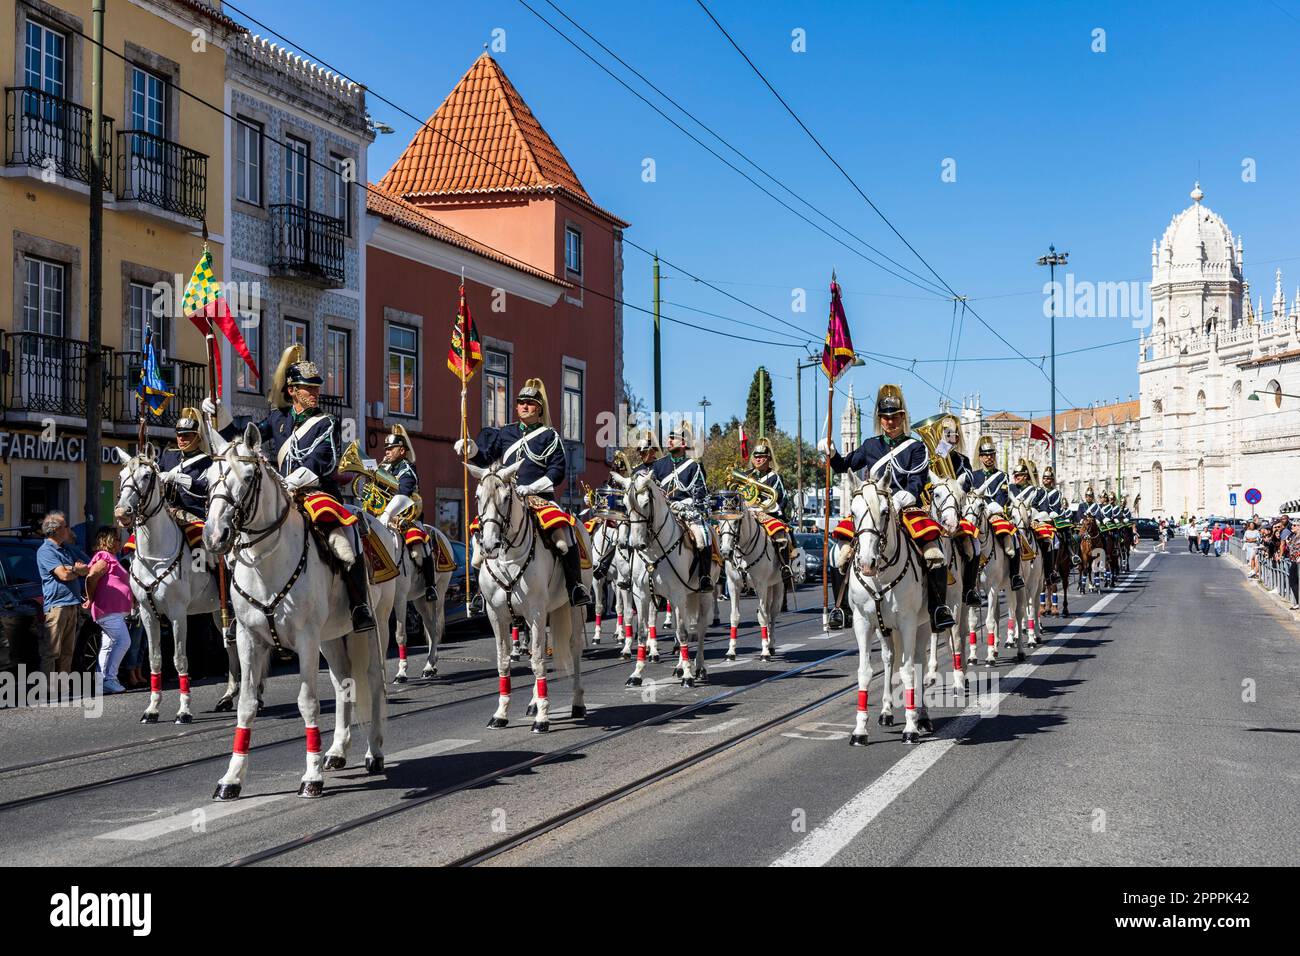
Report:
2,547,1295,866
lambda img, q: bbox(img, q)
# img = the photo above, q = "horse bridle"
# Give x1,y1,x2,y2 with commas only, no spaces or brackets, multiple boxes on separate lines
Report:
210,449,291,554
477,473,538,620
477,473,532,559
122,458,185,622
718,510,770,571
848,483,918,636
120,459,164,525
625,481,695,590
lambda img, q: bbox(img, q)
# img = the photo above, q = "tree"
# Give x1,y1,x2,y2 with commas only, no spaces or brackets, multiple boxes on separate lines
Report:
622,377,648,444
745,367,777,439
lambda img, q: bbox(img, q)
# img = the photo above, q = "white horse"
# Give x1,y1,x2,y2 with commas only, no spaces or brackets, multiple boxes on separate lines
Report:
113,446,241,724
1006,498,1046,660
962,492,1017,667
392,524,452,682
610,471,710,687
467,460,588,732
716,506,783,662
590,518,635,652
923,476,970,688
205,426,392,800
843,473,932,745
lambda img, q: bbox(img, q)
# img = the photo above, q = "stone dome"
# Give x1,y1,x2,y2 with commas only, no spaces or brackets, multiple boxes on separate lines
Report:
1152,182,1241,286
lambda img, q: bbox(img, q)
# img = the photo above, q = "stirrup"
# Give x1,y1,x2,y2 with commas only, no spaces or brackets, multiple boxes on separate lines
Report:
468,593,485,616
570,584,592,607
930,604,956,631
697,574,713,592
351,604,377,633
425,586,438,603
1011,575,1025,590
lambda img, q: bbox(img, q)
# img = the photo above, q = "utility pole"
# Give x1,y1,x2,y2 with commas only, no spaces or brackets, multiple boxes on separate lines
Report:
757,366,766,437
1037,245,1069,475
653,255,662,447
85,0,105,549
698,396,711,451
795,358,803,525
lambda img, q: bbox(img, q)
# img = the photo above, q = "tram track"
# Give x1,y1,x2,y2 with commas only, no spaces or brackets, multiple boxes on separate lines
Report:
224,641,858,866
0,617,778,812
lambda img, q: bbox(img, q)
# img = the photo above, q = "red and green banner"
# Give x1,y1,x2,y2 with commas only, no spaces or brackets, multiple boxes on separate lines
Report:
821,273,855,383
182,249,259,397
447,282,483,381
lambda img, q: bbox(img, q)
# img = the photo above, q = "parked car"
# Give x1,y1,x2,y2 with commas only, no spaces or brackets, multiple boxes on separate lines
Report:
1134,518,1161,541
441,540,486,628
793,532,828,586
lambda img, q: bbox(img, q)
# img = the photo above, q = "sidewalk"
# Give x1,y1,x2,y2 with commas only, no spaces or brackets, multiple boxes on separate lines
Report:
1224,547,1300,621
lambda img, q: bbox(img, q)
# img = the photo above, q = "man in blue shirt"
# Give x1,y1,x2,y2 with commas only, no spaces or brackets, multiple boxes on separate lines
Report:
36,510,90,675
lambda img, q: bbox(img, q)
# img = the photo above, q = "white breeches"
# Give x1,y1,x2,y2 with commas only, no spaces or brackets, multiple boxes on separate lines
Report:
329,526,357,567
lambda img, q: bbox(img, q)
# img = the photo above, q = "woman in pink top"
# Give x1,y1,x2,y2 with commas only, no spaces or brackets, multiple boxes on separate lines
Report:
84,526,135,693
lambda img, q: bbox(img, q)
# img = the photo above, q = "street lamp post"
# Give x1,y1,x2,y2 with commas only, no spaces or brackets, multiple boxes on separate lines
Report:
698,396,711,451
1037,245,1069,474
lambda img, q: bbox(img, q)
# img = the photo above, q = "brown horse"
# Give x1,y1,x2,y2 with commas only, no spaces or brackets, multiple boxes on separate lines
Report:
1077,515,1106,593
1041,527,1072,617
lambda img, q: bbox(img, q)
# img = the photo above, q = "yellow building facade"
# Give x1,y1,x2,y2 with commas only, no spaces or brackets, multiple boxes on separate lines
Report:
0,0,240,532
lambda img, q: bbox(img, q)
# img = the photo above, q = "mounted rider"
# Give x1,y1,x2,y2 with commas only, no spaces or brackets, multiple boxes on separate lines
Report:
456,378,591,608
1010,458,1050,560
820,384,956,632
746,437,795,589
650,421,714,591
631,427,660,476
1037,464,1070,575
377,424,438,603
1075,487,1101,526
157,408,216,525
933,413,981,607
204,344,377,634
970,435,1026,591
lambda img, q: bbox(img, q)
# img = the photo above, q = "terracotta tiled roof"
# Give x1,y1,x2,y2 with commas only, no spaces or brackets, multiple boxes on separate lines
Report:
365,184,569,288
173,0,246,35
378,53,628,227
1030,399,1140,434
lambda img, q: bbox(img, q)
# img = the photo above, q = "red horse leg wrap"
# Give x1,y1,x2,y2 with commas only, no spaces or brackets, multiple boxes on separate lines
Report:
904,688,916,710
150,673,162,693
969,631,976,647
617,614,623,626
625,625,633,640
637,643,647,662
510,626,519,643
679,642,690,661
498,676,510,697
232,727,251,755
648,626,657,642
857,690,869,712
953,653,963,672
178,675,190,695
305,726,321,753
730,625,738,641
761,626,769,643
594,615,602,628
397,644,407,661
988,632,996,647
537,677,548,699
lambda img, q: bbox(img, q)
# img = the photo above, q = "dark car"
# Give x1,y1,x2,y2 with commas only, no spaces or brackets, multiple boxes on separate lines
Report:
1134,518,1161,541
440,539,485,628
0,531,100,674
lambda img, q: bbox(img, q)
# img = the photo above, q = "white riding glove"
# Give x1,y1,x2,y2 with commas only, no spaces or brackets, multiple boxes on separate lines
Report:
518,476,554,497
379,494,414,530
453,438,478,459
816,438,837,457
283,467,317,493
158,468,193,492
891,489,916,510
200,397,233,431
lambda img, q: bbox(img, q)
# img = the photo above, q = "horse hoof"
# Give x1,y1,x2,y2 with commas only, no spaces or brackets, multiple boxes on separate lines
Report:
322,754,347,771
571,704,587,719
918,717,935,733
393,674,408,684
761,653,774,663
925,674,936,687
696,671,709,684
625,676,642,687
531,721,549,734
422,667,438,678
214,697,234,713
365,756,384,774
510,653,521,662
487,716,509,729
649,654,661,664
140,712,159,724
672,666,682,678
878,713,895,727
680,677,695,688
175,713,193,725
525,703,538,718
212,783,241,801
849,734,870,747
725,651,736,661
620,653,631,662
297,780,324,798
901,731,919,745
712,618,721,627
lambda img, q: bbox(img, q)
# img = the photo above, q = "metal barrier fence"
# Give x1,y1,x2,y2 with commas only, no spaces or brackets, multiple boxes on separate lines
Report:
1228,535,1298,605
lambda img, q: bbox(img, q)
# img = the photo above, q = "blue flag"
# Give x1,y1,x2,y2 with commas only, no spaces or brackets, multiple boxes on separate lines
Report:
138,326,173,416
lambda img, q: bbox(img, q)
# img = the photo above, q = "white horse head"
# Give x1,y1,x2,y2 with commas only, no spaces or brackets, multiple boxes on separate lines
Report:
114,443,160,529
464,459,524,557
204,424,270,556
962,489,990,532
620,472,661,550
929,475,964,535
848,471,892,577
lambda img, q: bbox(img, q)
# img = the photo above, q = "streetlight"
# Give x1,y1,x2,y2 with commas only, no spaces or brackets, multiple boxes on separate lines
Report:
1247,389,1300,406
1037,244,1069,474
698,396,711,450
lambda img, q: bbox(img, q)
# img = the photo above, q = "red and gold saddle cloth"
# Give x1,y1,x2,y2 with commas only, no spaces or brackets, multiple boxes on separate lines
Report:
830,518,856,542
469,504,589,569
989,515,1016,537
1033,522,1056,542
123,534,136,553
302,492,358,527
760,516,789,538
403,527,455,573
404,526,430,546
123,523,203,552
958,518,978,537
900,508,942,543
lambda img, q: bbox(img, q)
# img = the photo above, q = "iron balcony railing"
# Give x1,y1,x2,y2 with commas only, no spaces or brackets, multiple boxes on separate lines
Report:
116,128,207,220
0,332,111,418
318,393,345,419
269,204,346,287
110,350,207,428
4,86,113,189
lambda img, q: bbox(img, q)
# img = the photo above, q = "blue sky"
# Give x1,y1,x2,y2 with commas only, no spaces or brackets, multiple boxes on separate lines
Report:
236,0,1300,436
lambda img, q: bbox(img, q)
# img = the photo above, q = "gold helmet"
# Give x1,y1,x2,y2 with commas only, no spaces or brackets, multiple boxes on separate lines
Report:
976,435,996,458
875,384,909,432
175,406,208,453
1012,458,1031,480
516,378,552,426
269,343,311,409
1085,486,1096,499
384,423,415,463
1042,465,1056,482
667,420,694,449
938,414,963,451
632,428,659,455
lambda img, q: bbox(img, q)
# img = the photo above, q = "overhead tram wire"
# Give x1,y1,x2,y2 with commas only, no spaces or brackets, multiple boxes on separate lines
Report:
218,1,826,346
520,0,953,300
693,0,1085,412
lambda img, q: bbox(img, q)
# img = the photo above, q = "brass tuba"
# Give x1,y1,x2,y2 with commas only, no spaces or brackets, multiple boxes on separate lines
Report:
913,413,958,482
339,440,419,521
728,468,780,512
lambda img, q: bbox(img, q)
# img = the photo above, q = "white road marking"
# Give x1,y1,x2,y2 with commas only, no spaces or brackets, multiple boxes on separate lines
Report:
97,795,287,842
387,738,479,764
776,643,806,653
771,555,1154,867
662,718,746,736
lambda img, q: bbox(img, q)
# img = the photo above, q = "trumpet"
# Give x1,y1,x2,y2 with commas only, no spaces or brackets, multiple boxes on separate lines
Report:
727,468,780,512
339,441,419,522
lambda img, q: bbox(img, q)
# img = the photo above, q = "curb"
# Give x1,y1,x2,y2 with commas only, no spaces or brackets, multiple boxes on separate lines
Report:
1225,550,1300,621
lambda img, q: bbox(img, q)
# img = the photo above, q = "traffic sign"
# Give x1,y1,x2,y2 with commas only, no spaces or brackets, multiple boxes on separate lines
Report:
1229,493,1237,507
1245,488,1262,506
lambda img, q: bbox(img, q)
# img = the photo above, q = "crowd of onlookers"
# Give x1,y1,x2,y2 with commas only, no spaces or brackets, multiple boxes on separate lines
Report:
1237,514,1300,610
1177,516,1236,556
36,511,149,693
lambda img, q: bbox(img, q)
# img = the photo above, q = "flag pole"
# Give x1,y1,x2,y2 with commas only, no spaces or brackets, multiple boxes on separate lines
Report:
823,375,833,630
459,269,470,618
198,233,232,635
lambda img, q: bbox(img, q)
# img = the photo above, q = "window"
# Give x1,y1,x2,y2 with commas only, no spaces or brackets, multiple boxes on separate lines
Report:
284,135,309,208
235,117,262,205
483,349,510,428
564,226,582,276
284,318,309,356
237,310,262,393
21,257,66,404
130,66,166,136
562,366,583,441
388,325,418,417
325,327,350,403
329,153,350,233
127,282,168,355
25,20,66,97
23,257,65,338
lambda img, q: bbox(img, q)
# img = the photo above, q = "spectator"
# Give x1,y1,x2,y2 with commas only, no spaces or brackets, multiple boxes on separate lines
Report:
1287,530,1300,611
36,511,89,677
117,540,148,689
1187,517,1199,553
1158,518,1168,553
1199,517,1212,555
83,526,134,694
1244,520,1260,577
1210,523,1222,556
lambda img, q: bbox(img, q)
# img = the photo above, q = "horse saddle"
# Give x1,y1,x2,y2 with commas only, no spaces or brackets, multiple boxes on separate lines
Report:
989,515,1017,537
900,507,942,543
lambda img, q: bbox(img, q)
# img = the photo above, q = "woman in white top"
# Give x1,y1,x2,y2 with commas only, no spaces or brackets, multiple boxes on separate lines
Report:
1244,520,1261,577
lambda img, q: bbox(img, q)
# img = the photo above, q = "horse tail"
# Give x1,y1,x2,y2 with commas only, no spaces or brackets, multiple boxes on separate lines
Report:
346,628,376,726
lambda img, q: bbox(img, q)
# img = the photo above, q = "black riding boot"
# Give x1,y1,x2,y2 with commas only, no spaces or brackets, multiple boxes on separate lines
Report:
1009,545,1025,591
926,565,956,631
962,547,981,606
593,547,616,582
344,558,377,633
694,549,713,592
562,546,591,607
421,544,438,603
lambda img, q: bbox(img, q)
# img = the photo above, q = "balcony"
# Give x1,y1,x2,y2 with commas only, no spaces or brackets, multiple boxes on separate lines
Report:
0,332,111,419
116,129,207,221
269,204,346,287
4,87,113,190
110,351,208,428
319,393,346,419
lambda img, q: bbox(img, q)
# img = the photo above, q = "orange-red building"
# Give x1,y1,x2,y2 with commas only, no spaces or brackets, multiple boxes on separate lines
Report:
362,54,627,539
